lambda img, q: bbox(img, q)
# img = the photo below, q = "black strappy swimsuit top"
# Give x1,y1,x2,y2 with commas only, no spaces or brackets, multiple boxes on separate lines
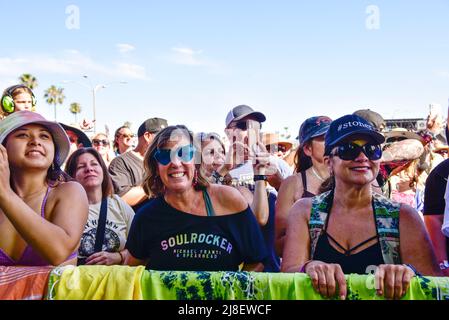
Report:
312,199,384,275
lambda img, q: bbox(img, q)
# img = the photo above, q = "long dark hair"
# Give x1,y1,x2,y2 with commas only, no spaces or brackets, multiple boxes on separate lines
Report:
47,143,72,184
294,142,313,173
64,147,114,198
143,125,210,198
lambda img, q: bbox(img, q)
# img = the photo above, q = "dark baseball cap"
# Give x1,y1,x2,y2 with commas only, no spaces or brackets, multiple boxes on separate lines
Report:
225,105,266,128
297,116,332,145
324,114,385,155
138,117,168,137
353,109,385,131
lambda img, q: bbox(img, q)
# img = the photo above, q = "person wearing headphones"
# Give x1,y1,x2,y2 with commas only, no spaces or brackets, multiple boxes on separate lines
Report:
1,85,37,119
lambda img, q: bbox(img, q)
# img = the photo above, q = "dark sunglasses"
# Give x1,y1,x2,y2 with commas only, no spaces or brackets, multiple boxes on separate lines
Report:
92,139,109,146
228,121,261,131
154,144,196,166
120,133,135,139
331,143,382,161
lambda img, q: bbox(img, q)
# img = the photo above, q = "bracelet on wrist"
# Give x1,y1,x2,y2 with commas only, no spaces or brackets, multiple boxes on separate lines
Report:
300,260,313,273
404,263,421,276
118,251,125,264
439,260,449,270
212,171,226,184
253,174,267,182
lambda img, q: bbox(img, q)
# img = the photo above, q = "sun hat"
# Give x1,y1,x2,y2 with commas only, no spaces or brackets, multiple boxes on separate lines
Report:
324,114,385,155
384,128,424,144
0,110,70,166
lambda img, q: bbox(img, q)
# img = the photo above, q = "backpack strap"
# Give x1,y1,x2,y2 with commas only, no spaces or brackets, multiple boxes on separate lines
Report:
309,190,333,259
372,192,401,264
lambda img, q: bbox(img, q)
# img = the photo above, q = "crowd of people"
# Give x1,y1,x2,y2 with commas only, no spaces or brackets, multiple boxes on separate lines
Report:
1,83,449,299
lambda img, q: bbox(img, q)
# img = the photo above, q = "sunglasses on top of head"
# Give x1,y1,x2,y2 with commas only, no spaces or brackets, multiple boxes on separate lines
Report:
154,144,196,166
330,142,382,161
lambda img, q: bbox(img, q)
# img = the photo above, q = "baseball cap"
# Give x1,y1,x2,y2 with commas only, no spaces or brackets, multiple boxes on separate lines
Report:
297,116,332,145
138,117,168,137
225,105,266,128
353,109,385,131
0,110,70,166
324,114,385,155
59,123,92,148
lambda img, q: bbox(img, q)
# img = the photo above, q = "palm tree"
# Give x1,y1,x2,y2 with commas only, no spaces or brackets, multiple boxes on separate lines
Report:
18,73,38,89
44,86,65,121
69,102,82,123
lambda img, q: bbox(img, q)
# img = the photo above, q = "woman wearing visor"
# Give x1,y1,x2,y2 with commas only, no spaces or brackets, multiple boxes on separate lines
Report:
281,114,440,300
124,125,267,271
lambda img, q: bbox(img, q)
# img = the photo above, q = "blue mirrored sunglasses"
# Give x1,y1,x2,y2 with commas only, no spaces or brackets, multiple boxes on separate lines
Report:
331,143,382,161
153,144,196,165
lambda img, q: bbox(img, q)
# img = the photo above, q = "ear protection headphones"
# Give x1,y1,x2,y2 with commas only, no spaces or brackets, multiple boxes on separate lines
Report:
1,84,37,114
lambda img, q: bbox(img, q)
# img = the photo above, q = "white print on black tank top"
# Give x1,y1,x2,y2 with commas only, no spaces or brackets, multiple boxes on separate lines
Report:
79,219,121,257
161,233,233,260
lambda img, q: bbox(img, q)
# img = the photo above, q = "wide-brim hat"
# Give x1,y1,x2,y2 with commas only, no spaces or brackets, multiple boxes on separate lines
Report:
384,128,424,144
262,132,293,151
59,123,92,148
0,111,70,166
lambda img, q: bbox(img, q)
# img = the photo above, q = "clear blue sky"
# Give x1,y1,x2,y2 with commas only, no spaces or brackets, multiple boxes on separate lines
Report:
1,1,449,139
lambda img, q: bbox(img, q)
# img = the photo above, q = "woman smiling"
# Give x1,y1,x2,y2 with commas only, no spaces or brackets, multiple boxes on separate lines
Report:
124,125,267,271
281,114,440,300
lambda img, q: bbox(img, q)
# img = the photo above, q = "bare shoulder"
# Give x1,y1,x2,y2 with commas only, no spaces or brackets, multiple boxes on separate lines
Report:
399,203,426,229
208,184,248,214
288,197,313,224
51,181,86,197
279,174,300,191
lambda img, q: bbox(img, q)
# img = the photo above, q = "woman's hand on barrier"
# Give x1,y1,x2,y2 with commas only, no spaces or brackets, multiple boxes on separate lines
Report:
305,261,347,300
375,264,415,299
85,251,122,265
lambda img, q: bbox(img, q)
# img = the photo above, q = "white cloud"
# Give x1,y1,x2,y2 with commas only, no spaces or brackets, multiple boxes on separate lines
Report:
171,47,210,66
436,70,449,79
115,63,148,80
116,43,136,54
0,51,149,80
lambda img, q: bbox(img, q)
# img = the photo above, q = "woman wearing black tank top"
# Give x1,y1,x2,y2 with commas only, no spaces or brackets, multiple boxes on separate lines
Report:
281,114,440,300
275,116,332,256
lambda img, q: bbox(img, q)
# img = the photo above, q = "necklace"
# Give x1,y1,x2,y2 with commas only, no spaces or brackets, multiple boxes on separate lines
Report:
311,167,325,183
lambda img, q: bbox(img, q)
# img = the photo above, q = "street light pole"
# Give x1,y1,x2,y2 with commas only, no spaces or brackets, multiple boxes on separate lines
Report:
63,76,127,134
83,75,127,134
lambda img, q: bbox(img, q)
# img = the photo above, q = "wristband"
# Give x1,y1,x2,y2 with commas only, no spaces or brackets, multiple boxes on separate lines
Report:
300,260,313,273
212,171,226,184
253,175,267,182
439,260,449,270
404,263,421,276
118,251,125,264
